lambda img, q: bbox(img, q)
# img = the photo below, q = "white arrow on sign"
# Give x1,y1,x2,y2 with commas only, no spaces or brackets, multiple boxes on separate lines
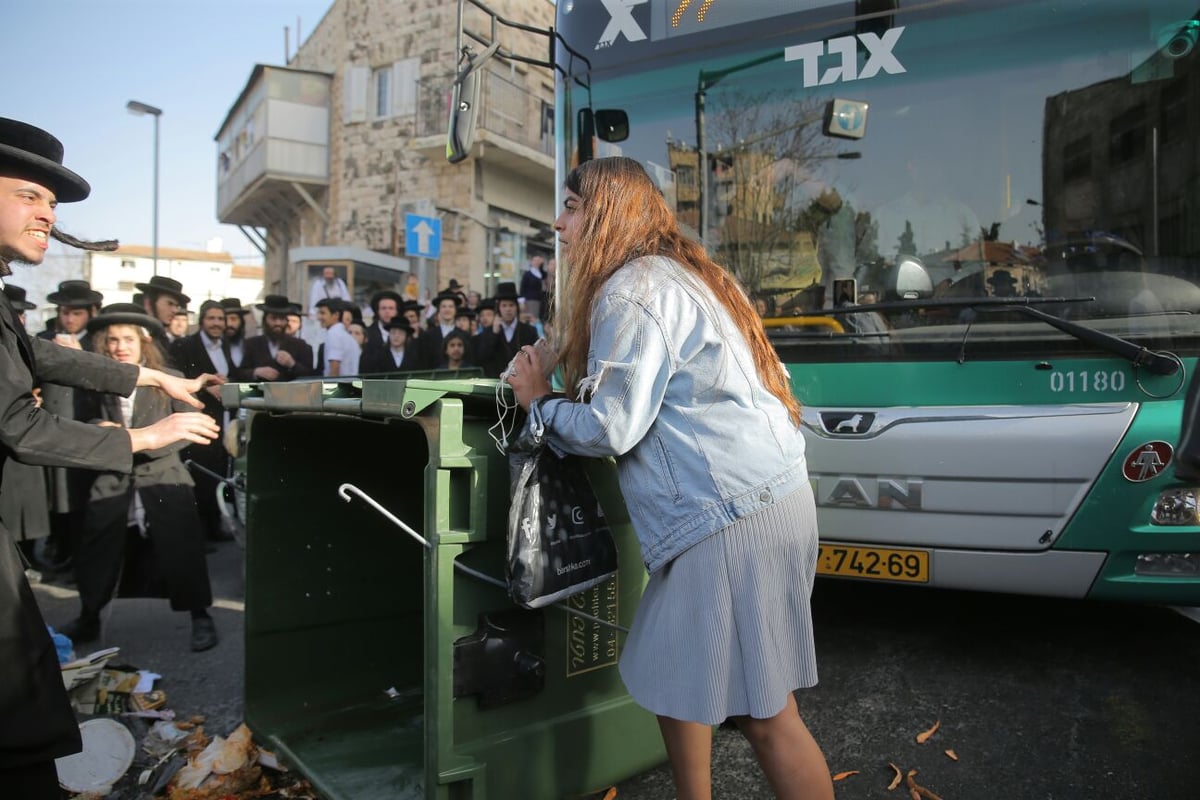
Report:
413,220,435,254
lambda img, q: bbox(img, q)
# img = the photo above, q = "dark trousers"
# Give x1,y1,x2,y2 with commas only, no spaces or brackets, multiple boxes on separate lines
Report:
0,760,66,799
183,442,228,540
75,513,212,618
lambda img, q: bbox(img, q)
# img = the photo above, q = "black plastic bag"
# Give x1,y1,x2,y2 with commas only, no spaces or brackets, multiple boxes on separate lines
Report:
507,445,618,609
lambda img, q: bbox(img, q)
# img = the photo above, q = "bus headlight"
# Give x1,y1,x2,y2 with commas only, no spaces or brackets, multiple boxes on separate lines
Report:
1150,488,1200,526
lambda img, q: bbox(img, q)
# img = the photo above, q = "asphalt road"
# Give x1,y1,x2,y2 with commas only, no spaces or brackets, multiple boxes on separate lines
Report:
34,546,1200,799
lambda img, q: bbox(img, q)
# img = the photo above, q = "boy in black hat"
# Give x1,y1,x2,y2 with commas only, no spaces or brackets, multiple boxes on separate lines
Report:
362,318,418,373
136,275,191,346
419,289,463,367
0,116,222,799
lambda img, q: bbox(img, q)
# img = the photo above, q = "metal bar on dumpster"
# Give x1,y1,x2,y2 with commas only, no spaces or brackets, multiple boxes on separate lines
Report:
338,482,630,634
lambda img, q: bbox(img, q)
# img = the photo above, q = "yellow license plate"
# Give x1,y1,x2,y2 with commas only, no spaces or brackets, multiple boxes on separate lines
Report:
817,544,929,583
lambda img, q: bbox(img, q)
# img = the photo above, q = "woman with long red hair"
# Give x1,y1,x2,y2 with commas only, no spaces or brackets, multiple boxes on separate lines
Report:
507,157,831,800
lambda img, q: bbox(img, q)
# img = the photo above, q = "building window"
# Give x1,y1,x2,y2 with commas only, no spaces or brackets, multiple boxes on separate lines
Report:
1062,134,1092,183
121,259,135,269
1160,79,1187,145
373,66,392,119
117,280,136,292
1108,104,1146,166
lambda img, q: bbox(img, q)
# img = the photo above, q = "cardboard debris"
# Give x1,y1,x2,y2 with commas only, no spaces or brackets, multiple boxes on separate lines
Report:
68,664,166,715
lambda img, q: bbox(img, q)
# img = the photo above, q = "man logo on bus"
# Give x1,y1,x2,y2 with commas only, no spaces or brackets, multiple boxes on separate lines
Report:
1122,441,1173,482
785,27,907,88
597,0,649,49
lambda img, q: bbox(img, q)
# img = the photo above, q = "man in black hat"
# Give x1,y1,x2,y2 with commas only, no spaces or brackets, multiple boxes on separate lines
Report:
361,288,403,370
364,289,402,349
475,281,538,378
136,275,191,347
36,280,105,573
232,295,316,382
220,298,250,371
168,309,190,340
0,116,222,799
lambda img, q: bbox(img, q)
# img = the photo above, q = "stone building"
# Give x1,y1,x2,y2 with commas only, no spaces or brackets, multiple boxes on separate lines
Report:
215,0,555,317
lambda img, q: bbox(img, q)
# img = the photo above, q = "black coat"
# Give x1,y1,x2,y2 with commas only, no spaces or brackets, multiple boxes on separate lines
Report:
474,322,539,378
76,385,212,613
231,335,316,382
35,329,97,513
0,294,140,770
169,332,229,420
360,344,420,374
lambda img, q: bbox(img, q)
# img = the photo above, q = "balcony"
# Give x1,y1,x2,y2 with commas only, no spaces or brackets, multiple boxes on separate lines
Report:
216,65,332,228
414,65,553,183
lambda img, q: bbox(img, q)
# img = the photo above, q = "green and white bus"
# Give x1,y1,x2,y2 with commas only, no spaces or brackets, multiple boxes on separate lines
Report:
451,0,1200,605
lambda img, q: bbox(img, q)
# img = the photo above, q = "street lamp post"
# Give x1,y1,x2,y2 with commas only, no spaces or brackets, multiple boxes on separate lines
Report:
126,100,162,276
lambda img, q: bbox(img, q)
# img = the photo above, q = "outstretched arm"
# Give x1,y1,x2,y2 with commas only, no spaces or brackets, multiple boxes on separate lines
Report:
137,367,225,409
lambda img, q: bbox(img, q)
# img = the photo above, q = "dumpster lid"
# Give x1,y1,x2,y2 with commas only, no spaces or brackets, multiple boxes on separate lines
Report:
221,369,506,419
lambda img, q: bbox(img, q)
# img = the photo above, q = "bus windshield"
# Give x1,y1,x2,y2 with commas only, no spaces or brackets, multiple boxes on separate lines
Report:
555,0,1200,365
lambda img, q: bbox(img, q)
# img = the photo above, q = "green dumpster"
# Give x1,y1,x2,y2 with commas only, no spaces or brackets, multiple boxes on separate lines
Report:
222,374,666,799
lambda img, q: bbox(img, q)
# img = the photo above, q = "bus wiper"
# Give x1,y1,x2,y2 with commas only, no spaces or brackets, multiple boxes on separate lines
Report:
979,303,1180,376
826,296,1179,376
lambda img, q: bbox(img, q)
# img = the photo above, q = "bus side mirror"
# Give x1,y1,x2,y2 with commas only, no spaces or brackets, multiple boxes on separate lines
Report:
577,108,630,164
889,257,933,300
447,42,500,164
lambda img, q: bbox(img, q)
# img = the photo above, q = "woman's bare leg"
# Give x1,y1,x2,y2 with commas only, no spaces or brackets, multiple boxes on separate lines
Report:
657,715,713,800
733,693,834,800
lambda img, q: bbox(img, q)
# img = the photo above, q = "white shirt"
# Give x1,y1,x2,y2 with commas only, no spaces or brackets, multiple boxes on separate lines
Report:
201,332,228,376
120,390,147,535
323,323,360,377
308,276,351,315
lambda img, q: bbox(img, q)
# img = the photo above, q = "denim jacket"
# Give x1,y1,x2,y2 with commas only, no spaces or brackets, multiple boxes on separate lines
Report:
536,255,808,573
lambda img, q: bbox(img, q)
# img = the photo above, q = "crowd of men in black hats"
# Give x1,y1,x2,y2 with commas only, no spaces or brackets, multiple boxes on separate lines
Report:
7,270,547,580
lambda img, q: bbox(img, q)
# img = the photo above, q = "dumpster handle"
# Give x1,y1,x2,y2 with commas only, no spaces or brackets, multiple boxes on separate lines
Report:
337,482,630,634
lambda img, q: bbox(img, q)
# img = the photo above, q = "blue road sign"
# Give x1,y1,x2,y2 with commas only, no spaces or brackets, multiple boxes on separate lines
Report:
405,214,442,259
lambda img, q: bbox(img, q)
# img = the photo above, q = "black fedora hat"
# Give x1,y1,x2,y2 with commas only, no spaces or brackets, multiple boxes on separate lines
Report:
384,318,413,334
402,300,425,313
219,297,249,314
477,298,496,312
0,118,90,203
255,294,295,315
432,290,463,307
86,302,164,335
3,284,36,311
493,281,519,301
370,289,404,311
46,279,103,308
135,275,190,305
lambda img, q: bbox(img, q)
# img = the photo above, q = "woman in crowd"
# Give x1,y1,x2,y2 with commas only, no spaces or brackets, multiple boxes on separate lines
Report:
59,304,218,652
505,157,831,800
438,329,473,371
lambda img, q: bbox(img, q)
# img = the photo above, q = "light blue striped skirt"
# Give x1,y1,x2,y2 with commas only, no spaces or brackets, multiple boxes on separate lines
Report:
618,483,820,725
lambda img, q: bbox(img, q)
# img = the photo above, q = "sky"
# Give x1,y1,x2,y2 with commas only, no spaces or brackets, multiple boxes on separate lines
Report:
5,0,335,262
